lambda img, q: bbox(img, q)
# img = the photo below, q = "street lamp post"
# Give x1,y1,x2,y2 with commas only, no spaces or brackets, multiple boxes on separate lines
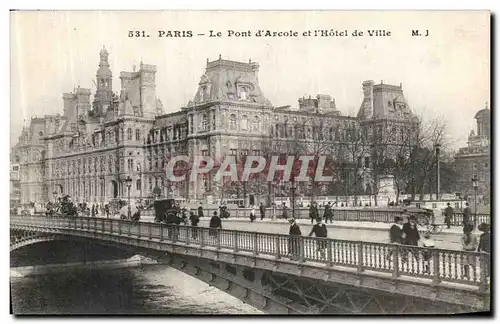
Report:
290,176,297,219
99,175,105,217
435,144,441,200
271,182,277,221
472,175,478,230
125,175,132,220
136,163,142,201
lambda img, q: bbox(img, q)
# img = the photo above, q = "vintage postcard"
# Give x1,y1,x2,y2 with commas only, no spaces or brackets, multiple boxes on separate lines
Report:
10,10,490,315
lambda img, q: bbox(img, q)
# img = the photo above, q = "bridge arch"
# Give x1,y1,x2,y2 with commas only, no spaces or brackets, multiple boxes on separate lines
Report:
10,233,134,255
10,234,60,252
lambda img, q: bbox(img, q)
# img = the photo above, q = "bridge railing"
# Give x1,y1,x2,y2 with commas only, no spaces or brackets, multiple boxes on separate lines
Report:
11,215,489,292
145,208,490,225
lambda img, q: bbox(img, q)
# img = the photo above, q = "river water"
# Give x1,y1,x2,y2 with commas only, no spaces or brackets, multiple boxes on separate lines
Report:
10,265,261,315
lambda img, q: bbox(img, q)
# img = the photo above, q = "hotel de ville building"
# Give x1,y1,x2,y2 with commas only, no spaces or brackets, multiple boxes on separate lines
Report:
12,48,425,206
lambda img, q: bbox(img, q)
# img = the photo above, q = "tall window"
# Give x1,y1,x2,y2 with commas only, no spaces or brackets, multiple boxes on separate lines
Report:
364,157,370,168
229,114,237,130
136,129,140,141
202,114,208,131
136,179,141,191
252,116,260,131
241,115,249,131
239,87,247,100
127,128,132,140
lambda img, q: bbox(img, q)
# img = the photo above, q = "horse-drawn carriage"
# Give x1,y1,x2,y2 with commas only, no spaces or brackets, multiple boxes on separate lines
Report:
153,198,181,224
402,207,444,234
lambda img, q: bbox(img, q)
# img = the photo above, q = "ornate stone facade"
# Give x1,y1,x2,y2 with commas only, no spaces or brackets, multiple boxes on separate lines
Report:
12,48,418,205
454,105,491,203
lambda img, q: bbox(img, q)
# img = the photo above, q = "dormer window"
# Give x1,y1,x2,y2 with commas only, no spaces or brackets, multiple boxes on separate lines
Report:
239,88,247,100
202,114,209,131
201,86,207,102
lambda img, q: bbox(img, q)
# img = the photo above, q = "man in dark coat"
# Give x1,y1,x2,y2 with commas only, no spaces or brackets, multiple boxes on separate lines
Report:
386,216,404,260
197,203,204,218
444,203,454,229
282,203,288,219
463,203,472,226
259,202,265,220
209,211,222,239
309,217,328,258
323,202,333,223
288,219,302,260
402,215,420,262
189,211,200,239
477,223,491,278
309,203,319,224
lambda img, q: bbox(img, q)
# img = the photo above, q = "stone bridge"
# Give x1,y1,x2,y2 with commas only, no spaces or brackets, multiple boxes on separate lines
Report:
10,215,490,314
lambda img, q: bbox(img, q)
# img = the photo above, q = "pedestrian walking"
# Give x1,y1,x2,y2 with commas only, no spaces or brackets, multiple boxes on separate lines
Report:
259,202,265,220
308,217,328,259
209,211,222,240
461,223,477,278
309,203,319,224
250,206,256,222
421,234,435,274
477,223,491,277
444,203,454,229
323,202,333,224
282,203,288,219
402,215,420,263
189,211,200,239
463,203,472,226
386,216,404,261
288,218,302,260
197,203,204,218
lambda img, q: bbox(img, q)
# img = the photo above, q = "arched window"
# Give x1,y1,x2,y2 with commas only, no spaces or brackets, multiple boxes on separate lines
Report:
135,129,140,141
239,86,247,100
252,116,260,131
127,128,132,140
229,114,237,130
136,179,141,191
241,115,248,131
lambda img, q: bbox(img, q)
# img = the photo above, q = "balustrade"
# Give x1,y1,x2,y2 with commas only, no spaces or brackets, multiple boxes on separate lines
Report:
10,214,489,291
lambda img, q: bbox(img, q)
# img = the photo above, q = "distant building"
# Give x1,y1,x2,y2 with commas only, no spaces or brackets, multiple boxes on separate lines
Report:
454,105,490,204
10,150,21,206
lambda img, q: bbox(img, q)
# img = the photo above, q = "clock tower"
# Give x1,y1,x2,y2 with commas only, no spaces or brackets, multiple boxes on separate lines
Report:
92,46,114,116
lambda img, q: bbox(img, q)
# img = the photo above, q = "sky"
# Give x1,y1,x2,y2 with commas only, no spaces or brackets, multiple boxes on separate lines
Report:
10,11,490,150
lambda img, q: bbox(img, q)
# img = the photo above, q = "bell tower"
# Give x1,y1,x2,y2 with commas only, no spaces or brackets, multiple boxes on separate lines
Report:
92,46,114,116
